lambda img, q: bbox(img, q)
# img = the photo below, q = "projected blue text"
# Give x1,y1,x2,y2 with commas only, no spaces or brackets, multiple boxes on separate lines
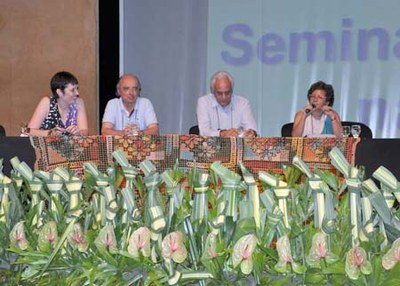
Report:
222,18,400,65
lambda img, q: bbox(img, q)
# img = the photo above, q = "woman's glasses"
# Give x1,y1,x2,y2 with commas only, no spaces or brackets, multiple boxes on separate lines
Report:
309,95,326,100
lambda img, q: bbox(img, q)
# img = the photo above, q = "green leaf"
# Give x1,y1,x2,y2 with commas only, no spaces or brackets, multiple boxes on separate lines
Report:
39,218,76,277
322,262,346,275
368,191,392,224
292,262,306,274
314,167,339,191
304,272,326,285
223,216,236,247
382,262,400,285
233,217,256,242
283,164,302,187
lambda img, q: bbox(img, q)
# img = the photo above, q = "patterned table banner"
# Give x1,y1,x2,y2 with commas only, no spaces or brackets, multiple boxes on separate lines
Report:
31,135,359,176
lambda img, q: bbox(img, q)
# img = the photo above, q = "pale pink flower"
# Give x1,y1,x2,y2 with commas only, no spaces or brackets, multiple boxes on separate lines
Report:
345,246,372,280
128,226,151,258
38,221,59,252
275,235,306,274
382,237,400,270
277,235,293,264
203,232,218,260
161,231,187,263
232,234,257,275
306,232,338,268
67,223,88,252
94,224,118,254
9,222,29,250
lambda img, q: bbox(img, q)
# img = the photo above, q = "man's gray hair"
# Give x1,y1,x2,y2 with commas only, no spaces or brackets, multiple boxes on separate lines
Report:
210,71,234,94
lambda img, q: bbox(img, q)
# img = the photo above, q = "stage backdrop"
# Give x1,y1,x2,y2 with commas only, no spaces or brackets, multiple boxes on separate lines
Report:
121,0,400,138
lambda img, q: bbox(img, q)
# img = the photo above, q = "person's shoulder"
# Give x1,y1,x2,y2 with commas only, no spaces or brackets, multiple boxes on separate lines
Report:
40,96,51,103
197,93,213,102
37,96,51,107
294,109,304,119
235,94,248,100
234,95,251,105
107,97,119,103
105,97,120,106
138,97,156,109
76,97,85,104
138,97,152,104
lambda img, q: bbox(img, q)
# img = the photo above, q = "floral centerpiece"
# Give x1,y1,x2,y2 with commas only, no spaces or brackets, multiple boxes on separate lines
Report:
1,148,400,285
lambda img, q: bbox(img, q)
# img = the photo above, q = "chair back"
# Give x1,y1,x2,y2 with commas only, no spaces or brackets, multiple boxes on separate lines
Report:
0,125,5,136
281,122,294,137
281,121,373,138
189,125,199,135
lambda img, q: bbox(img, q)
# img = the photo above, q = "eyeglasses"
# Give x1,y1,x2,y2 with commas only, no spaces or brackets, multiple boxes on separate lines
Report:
121,86,140,92
309,95,326,100
64,85,79,93
215,91,232,97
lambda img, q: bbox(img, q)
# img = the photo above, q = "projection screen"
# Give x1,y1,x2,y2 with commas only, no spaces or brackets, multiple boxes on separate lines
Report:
121,0,400,138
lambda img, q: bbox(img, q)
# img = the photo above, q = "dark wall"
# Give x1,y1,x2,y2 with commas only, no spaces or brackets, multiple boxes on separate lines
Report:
99,1,120,128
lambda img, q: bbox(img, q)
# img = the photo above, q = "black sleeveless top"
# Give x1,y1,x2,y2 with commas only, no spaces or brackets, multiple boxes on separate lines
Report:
40,97,78,130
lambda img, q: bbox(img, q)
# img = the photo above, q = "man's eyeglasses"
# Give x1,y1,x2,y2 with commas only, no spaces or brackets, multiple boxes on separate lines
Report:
122,86,140,92
215,91,232,97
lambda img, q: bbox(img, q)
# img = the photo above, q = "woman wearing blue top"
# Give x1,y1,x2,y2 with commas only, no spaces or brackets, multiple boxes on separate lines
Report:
292,81,343,137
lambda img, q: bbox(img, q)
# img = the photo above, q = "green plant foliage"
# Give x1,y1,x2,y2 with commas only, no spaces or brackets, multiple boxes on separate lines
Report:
1,150,400,285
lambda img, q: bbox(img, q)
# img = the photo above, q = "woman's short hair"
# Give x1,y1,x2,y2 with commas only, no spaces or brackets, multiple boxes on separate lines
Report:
307,80,335,107
50,71,78,98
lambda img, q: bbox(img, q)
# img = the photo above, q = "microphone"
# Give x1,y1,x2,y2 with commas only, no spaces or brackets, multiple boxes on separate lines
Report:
305,103,316,114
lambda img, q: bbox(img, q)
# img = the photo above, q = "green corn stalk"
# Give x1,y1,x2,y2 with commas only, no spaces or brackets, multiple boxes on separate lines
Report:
292,155,313,179
103,185,118,222
239,162,261,231
45,174,63,215
0,176,11,223
120,187,140,221
65,176,83,212
259,171,291,228
347,180,361,245
191,172,210,227
359,197,373,242
311,179,325,229
210,161,243,221
140,159,157,177
161,163,185,233
362,179,392,225
373,166,400,205
113,150,140,223
329,147,351,178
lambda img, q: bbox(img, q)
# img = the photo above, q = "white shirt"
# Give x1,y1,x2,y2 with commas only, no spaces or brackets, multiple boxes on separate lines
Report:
196,94,258,136
302,114,328,137
102,97,158,131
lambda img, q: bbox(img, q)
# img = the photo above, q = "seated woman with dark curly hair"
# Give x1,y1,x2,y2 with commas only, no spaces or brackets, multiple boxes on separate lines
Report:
27,71,88,136
292,81,343,137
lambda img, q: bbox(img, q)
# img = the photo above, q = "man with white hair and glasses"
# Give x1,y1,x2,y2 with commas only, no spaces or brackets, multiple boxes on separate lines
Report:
196,71,257,137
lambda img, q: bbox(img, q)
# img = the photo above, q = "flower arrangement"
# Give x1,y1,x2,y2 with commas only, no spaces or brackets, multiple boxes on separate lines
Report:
1,147,400,285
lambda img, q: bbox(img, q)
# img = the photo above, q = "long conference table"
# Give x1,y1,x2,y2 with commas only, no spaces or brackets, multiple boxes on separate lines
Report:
0,136,399,180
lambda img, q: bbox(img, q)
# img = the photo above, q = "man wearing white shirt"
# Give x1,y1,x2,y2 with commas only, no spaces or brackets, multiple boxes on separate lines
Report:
196,71,257,137
101,74,159,136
